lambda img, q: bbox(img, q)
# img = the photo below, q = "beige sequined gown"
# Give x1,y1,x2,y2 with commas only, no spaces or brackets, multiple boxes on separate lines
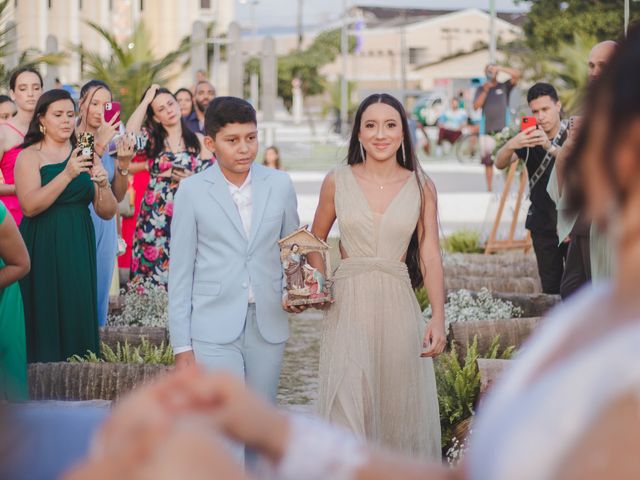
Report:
317,166,441,459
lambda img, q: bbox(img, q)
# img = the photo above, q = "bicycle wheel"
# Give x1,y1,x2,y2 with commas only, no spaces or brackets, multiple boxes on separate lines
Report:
455,134,478,163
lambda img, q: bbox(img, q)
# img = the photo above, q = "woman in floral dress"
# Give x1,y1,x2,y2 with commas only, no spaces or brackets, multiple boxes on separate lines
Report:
127,85,213,288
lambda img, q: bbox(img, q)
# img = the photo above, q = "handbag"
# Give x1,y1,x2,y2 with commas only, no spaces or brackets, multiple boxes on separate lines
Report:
118,187,135,218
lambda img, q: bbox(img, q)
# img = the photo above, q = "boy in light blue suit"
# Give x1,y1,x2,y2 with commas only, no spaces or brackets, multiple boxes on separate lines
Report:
168,97,300,408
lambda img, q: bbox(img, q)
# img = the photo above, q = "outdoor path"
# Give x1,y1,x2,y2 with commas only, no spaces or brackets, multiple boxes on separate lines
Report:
288,161,519,236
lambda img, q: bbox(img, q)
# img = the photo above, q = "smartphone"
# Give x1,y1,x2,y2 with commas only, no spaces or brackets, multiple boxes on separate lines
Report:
77,132,94,164
104,101,121,124
521,116,537,132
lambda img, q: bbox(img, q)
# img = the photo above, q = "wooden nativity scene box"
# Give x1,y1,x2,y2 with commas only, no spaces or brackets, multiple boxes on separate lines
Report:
278,226,333,306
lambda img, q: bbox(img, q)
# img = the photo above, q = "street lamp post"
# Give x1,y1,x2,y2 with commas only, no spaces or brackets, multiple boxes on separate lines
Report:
340,0,349,136
489,0,496,64
240,0,260,106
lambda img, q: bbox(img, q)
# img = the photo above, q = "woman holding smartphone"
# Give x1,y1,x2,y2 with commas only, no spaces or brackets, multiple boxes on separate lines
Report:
126,85,213,288
77,80,136,326
15,89,117,362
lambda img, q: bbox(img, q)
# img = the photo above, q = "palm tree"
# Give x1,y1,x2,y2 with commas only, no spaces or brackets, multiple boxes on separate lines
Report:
544,34,593,114
73,21,191,119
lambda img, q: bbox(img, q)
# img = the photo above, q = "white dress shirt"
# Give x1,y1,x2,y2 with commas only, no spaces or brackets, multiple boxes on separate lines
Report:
173,171,254,356
225,172,256,300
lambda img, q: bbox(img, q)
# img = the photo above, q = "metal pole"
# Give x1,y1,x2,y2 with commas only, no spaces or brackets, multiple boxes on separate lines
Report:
250,1,259,106
400,22,407,107
625,0,630,36
297,0,303,50
340,0,348,136
489,0,496,64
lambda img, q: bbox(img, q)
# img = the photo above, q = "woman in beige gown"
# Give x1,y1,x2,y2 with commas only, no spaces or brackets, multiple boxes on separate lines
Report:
310,93,446,458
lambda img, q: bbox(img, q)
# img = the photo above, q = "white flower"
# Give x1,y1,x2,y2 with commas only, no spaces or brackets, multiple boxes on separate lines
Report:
423,287,522,333
108,281,168,327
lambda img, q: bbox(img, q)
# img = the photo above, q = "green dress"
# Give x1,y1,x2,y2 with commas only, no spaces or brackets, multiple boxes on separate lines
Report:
0,202,28,400
19,156,100,362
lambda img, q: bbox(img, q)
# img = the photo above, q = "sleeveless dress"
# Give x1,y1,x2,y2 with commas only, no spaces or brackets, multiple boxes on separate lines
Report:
118,153,150,271
19,154,100,362
130,150,212,287
89,153,117,326
317,165,441,458
0,123,25,225
0,202,28,400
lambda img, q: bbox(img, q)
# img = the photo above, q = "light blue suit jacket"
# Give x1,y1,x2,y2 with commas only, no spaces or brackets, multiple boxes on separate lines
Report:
168,162,299,347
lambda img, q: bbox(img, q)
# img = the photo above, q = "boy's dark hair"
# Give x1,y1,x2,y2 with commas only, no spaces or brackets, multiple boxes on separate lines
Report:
204,96,256,138
9,67,43,91
0,95,14,105
527,82,559,103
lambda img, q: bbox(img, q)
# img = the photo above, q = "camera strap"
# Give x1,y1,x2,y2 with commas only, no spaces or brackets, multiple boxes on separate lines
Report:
528,120,567,193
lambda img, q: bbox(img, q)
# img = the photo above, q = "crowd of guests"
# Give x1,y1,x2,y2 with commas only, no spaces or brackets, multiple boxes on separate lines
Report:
2,25,638,480
0,70,285,401
64,25,640,479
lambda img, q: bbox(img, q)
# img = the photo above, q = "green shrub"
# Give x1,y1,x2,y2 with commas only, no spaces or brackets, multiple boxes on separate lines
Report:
435,335,514,450
108,281,168,327
442,230,484,254
68,339,174,365
414,286,430,311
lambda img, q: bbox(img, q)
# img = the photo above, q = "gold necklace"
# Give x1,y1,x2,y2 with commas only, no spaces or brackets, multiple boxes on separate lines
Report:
359,172,409,190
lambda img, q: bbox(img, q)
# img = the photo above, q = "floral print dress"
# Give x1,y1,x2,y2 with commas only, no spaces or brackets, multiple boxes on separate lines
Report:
130,150,212,288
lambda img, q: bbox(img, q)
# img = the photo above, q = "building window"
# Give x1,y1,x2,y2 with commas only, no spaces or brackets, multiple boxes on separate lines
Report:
409,47,428,65
48,0,52,8
140,0,144,10
201,0,211,8
79,0,82,9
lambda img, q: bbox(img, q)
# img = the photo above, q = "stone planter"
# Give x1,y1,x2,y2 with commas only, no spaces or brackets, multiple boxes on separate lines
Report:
444,263,540,279
445,276,542,294
477,358,512,395
446,253,538,267
100,326,169,349
28,362,170,401
450,317,542,358
491,292,560,318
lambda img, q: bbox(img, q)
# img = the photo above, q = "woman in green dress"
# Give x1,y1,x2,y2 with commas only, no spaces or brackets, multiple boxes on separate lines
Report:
0,201,30,399
15,89,117,362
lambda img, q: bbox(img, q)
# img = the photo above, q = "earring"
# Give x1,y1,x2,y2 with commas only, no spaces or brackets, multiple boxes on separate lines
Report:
39,124,46,135
359,141,366,162
401,140,406,165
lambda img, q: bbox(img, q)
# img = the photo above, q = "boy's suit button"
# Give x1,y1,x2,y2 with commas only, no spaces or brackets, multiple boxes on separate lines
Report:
242,283,248,289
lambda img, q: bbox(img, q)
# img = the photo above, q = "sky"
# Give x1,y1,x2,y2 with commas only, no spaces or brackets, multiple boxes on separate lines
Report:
235,0,529,30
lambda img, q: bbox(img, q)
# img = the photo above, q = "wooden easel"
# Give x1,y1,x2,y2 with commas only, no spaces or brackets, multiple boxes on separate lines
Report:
484,162,533,254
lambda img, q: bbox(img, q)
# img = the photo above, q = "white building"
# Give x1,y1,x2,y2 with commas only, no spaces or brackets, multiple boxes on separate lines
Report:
4,0,235,88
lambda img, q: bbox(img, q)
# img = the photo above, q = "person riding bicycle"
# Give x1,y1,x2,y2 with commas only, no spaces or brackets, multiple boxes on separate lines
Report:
437,98,468,148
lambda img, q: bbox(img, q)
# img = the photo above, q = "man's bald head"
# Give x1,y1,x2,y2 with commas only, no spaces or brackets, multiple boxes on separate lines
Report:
588,40,617,82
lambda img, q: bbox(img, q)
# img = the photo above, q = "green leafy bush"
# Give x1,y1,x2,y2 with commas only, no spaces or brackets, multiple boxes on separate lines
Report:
442,230,484,254
68,339,174,365
414,286,430,311
108,281,168,327
435,335,514,451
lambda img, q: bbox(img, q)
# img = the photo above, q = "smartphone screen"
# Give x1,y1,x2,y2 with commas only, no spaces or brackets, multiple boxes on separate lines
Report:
104,101,121,124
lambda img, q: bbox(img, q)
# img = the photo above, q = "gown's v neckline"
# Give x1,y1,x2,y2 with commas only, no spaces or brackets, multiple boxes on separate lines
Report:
347,165,414,219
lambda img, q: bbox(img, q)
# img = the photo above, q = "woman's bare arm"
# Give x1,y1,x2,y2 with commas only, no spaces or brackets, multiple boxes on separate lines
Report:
0,211,30,288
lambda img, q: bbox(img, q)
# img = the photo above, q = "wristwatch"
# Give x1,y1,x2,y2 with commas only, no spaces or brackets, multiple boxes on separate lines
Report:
117,165,129,176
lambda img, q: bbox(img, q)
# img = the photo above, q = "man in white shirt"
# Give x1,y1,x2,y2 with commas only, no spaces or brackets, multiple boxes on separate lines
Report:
168,97,300,418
